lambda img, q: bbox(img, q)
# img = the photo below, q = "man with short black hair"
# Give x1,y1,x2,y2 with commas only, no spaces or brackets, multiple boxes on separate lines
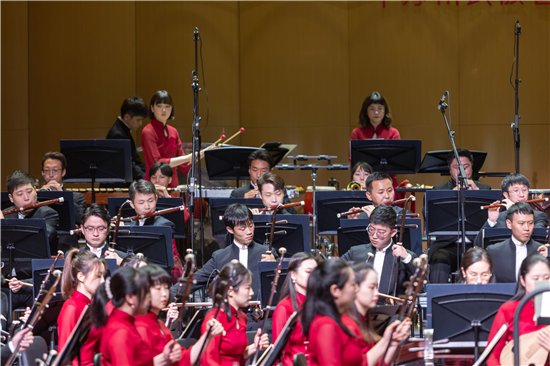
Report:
251,172,294,215
486,202,548,282
432,149,491,190
128,179,176,230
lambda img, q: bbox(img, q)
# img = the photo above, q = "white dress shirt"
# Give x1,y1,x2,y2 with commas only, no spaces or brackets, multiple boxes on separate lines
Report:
234,241,249,268
373,243,412,285
87,242,107,258
511,235,528,280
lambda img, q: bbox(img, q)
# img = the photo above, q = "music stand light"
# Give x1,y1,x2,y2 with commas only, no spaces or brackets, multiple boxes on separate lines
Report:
350,139,422,174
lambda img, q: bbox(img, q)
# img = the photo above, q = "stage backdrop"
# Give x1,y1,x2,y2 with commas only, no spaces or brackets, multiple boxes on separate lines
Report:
2,2,549,200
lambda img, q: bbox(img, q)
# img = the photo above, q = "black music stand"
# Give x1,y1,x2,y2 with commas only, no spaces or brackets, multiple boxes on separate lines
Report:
260,142,289,165
350,139,422,174
179,308,208,340
258,260,290,309
418,150,487,175
204,146,258,187
427,283,516,360
108,197,186,239
315,191,372,235
260,311,300,366
114,226,174,271
37,191,75,233
1,219,50,322
337,217,422,257
371,305,400,335
60,139,132,203
208,198,264,238
253,215,310,256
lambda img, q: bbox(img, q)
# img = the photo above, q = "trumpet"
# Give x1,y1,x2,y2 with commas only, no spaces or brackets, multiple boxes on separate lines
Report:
345,181,363,191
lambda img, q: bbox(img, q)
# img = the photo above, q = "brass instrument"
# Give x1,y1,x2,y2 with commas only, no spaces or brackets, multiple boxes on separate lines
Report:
345,181,362,191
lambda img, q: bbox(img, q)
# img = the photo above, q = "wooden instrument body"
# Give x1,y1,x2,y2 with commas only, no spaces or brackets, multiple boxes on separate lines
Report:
499,325,550,366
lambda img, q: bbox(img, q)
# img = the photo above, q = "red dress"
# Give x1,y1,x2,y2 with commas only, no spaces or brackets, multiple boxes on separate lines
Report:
135,312,192,366
308,313,366,366
486,300,550,366
272,293,309,366
100,308,150,366
142,119,191,187
58,291,101,366
200,306,249,366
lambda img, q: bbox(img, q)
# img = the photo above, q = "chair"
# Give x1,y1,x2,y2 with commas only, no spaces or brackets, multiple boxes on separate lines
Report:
18,335,47,366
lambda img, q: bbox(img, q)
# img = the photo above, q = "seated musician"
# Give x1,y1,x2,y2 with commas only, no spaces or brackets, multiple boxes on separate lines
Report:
39,151,87,228
105,96,149,184
148,162,190,222
473,173,548,247
230,149,297,214
351,161,373,191
250,172,294,215
486,202,549,283
341,205,417,303
485,255,550,366
457,247,494,284
433,148,491,190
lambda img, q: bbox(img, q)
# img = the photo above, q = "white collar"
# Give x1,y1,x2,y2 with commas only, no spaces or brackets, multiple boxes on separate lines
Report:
511,235,528,248
234,241,248,251
87,242,107,254
118,116,131,130
375,241,393,253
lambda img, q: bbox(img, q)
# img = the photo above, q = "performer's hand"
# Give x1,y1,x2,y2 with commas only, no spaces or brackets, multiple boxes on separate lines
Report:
244,187,259,199
206,318,226,337
487,201,501,224
168,340,182,363
250,208,261,215
392,318,412,345
154,184,170,198
537,327,550,351
466,179,479,190
9,278,22,293
392,244,409,261
0,211,4,219
41,180,62,191
165,303,179,326
501,198,515,210
19,307,31,323
261,253,275,262
105,249,123,266
537,244,549,258
11,328,34,353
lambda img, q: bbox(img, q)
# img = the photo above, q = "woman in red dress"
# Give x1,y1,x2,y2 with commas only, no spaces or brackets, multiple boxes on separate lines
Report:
349,263,411,366
272,252,318,366
58,249,107,366
135,264,225,366
486,255,550,366
200,260,270,366
92,266,178,366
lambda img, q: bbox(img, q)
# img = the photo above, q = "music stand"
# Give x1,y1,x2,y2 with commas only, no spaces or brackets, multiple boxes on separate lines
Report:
426,283,516,359
260,142,289,165
371,305,400,335
258,260,290,310
350,139,422,174
481,227,549,249
208,198,264,238
259,311,300,366
204,146,258,187
108,197,186,239
179,308,208,340
1,219,50,322
418,150,487,175
114,226,174,271
60,139,132,203
315,191,372,235
253,215,310,256
338,217,422,257
51,305,92,366
37,191,75,233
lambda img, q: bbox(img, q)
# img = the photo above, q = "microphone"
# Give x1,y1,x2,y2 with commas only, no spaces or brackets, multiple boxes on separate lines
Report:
437,91,448,111
440,91,448,103
515,20,521,35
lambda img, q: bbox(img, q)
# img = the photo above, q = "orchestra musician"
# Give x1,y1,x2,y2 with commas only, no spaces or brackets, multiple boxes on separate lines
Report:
58,249,107,366
148,162,190,221
457,247,494,284
200,261,270,366
272,252,318,366
350,263,412,365
0,328,34,366
351,162,373,191
135,264,225,366
250,172,295,215
485,202,549,283
105,96,149,184
485,255,550,366
229,149,297,214
141,90,202,188
432,149,491,191
473,173,548,247
92,266,180,365
341,205,417,302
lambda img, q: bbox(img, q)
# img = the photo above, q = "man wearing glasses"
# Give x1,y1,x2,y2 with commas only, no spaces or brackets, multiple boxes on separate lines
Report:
341,205,417,303
473,173,548,247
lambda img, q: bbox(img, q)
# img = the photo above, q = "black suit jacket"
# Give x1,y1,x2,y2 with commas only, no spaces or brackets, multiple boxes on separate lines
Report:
106,118,146,181
229,184,297,214
357,205,409,220
473,210,548,247
486,238,548,283
128,215,175,232
341,243,417,303
1,346,13,366
78,244,127,260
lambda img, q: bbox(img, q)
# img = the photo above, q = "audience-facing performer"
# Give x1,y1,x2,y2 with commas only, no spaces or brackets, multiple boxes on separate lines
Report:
341,205,417,302
229,149,297,214
457,247,494,284
351,161,373,191
432,149,491,190
473,173,548,247
250,172,294,215
58,249,107,366
201,261,270,366
78,204,125,265
39,151,87,227
350,263,412,366
272,252,318,366
486,202,549,283
148,162,190,222
136,264,225,366
105,96,149,183
93,266,179,365
142,90,200,188
486,255,550,366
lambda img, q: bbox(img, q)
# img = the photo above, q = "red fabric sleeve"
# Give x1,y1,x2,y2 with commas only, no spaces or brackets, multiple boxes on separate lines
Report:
142,126,171,167
106,328,137,365
200,311,222,366
350,128,360,140
57,304,79,351
486,306,509,366
175,131,191,177
311,320,344,366
390,128,401,140
179,347,192,366
272,303,291,342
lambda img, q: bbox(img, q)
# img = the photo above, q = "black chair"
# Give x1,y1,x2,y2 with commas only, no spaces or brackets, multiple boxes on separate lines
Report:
19,335,48,366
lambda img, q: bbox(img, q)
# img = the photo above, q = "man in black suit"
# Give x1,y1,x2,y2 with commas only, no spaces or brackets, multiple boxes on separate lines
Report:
486,202,549,283
473,173,548,247
341,205,417,303
432,148,491,191
127,179,176,230
105,96,149,185
1,328,34,366
250,172,295,215
229,149,297,214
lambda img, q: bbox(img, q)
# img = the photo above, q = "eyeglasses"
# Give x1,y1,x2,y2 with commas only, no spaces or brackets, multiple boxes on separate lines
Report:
466,272,492,280
367,224,388,238
83,226,108,234
43,168,61,174
508,187,528,195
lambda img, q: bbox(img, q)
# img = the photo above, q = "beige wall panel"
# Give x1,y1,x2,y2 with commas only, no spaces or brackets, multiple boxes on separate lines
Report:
135,2,240,148
1,1,29,188
27,2,137,177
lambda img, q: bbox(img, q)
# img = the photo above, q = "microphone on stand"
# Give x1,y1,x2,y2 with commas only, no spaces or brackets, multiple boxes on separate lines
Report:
515,20,521,35
437,91,448,111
